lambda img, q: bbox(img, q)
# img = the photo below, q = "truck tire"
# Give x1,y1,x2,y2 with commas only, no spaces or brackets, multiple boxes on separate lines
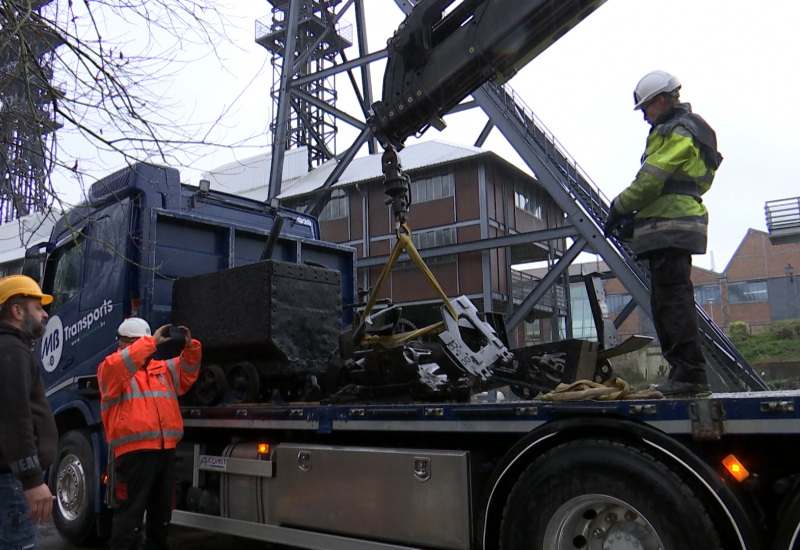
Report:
499,438,722,550
228,361,260,403
193,364,227,405
49,429,98,545
773,489,800,549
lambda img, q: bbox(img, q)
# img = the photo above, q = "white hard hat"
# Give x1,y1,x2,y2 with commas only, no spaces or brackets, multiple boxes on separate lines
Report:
117,317,151,338
633,70,681,110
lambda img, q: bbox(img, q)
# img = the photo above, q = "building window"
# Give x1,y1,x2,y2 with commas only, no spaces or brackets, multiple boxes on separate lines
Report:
694,284,721,305
606,293,631,314
318,189,348,221
394,227,457,268
727,280,768,304
410,171,454,203
514,182,542,218
569,283,597,341
524,318,541,345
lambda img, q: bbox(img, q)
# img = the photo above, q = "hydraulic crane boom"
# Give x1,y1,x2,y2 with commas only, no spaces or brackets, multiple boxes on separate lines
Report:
369,0,606,227
368,0,606,151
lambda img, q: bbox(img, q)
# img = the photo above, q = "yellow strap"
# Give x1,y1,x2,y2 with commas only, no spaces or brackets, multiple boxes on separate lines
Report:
361,321,445,346
359,224,457,345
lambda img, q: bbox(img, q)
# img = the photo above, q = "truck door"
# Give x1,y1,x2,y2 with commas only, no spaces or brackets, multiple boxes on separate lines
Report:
38,200,131,410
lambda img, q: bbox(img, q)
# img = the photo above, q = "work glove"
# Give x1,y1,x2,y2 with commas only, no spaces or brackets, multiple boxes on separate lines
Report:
603,198,624,238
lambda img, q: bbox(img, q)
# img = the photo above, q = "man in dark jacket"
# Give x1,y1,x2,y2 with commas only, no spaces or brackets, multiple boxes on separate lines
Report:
605,70,722,396
0,275,58,549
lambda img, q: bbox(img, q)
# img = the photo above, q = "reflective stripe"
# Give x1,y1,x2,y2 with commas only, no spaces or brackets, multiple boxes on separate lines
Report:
632,215,708,256
635,217,706,236
180,356,200,374
639,162,672,181
101,389,179,411
157,373,177,399
109,430,184,449
109,429,184,449
130,377,142,397
111,430,162,446
662,180,701,198
166,359,179,390
633,228,707,256
120,348,138,375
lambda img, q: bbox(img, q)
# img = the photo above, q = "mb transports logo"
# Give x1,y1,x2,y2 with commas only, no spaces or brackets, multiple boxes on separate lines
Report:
40,316,62,373
40,299,114,373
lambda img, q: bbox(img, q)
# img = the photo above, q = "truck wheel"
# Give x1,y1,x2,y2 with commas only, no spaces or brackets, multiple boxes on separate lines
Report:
228,361,260,403
773,489,800,549
193,364,227,405
499,439,722,550
49,430,98,545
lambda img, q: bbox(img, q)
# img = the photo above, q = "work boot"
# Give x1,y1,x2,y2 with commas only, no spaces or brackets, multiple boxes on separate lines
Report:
651,379,711,397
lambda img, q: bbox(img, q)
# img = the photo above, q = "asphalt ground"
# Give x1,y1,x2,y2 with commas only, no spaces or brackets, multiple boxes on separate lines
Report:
36,518,284,549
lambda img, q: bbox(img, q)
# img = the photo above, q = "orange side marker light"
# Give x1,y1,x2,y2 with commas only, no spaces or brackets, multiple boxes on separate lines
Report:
722,454,749,482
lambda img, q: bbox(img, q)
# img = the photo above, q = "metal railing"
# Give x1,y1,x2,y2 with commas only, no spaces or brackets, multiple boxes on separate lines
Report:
511,270,568,312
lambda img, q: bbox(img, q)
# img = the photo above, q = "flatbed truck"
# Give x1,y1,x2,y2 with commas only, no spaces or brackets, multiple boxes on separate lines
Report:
26,0,800,548
25,161,800,550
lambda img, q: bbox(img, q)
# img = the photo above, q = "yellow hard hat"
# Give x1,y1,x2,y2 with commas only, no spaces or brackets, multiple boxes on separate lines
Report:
0,275,53,306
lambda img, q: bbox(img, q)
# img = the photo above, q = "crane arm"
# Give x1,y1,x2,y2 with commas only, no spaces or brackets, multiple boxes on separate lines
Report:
368,0,607,150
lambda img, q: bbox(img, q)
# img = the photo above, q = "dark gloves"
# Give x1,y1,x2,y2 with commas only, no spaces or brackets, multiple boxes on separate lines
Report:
603,198,623,238
603,198,634,240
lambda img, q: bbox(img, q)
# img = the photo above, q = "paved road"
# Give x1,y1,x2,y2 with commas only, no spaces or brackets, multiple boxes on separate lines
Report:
37,519,286,549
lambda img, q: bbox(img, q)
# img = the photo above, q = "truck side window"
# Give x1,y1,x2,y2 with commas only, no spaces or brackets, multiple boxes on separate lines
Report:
47,239,84,311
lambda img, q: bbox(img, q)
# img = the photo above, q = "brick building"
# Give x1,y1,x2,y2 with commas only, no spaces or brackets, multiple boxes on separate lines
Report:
597,229,800,340
204,141,800,351
203,140,572,345
280,141,571,344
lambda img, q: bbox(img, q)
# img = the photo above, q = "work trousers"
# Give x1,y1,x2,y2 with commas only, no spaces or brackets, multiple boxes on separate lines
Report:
649,252,708,384
110,449,176,550
0,473,36,550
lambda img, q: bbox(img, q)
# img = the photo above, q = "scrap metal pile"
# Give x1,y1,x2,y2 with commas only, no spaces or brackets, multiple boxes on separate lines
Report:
172,256,614,406
170,145,621,406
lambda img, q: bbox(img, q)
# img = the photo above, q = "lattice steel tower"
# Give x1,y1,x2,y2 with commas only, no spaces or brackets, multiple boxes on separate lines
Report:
256,0,354,172
0,0,63,223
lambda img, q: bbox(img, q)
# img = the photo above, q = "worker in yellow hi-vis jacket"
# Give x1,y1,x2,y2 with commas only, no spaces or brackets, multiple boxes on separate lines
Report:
604,70,723,397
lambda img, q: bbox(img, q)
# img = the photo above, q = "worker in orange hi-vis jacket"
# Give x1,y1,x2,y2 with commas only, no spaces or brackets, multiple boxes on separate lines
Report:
98,318,201,550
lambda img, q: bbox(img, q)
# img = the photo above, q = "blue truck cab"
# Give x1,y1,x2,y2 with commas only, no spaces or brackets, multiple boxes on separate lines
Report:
28,163,356,543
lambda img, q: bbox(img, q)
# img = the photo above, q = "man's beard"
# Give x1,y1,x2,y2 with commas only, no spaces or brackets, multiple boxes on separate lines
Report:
22,312,46,339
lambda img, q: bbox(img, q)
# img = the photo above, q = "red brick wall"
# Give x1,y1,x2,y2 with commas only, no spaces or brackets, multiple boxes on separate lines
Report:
726,230,800,281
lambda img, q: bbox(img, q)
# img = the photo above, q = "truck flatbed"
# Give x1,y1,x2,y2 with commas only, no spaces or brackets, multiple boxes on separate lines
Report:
181,390,800,438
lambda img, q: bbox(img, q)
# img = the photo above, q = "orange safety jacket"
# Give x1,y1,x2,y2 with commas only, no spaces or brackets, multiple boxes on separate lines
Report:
98,336,201,457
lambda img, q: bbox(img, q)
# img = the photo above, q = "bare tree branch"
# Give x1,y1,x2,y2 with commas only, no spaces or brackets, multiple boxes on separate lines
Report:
0,0,267,222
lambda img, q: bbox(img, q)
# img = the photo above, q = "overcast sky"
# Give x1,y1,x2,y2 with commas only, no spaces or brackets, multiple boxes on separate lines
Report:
63,0,800,273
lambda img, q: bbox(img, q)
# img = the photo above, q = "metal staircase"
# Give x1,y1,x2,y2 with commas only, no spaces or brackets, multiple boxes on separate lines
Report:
266,0,767,392
473,80,767,392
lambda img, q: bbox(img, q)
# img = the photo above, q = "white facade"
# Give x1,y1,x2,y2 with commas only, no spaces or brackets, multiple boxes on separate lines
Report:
0,211,58,274
202,141,486,202
200,147,310,201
